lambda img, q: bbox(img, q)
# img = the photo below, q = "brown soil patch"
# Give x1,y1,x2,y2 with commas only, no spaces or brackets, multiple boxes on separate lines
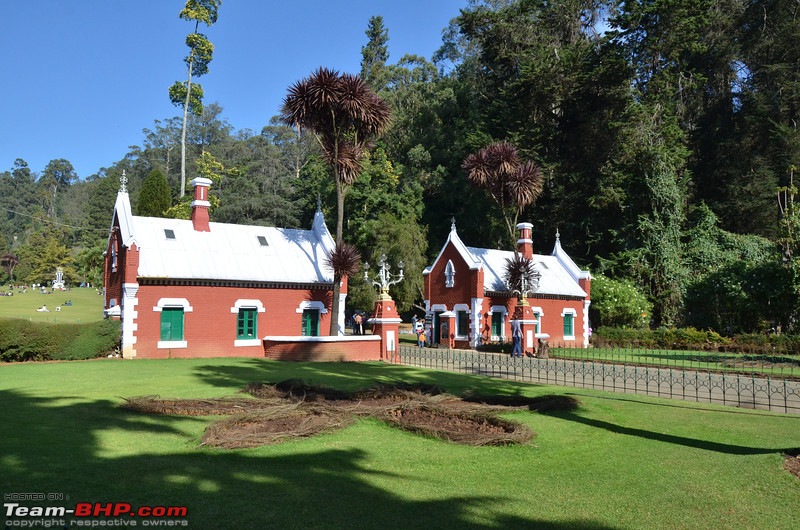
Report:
784,449,800,479
123,380,579,449
377,404,532,446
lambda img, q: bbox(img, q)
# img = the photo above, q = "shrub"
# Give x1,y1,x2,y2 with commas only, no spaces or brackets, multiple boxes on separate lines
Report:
589,274,652,329
0,319,120,362
593,327,800,355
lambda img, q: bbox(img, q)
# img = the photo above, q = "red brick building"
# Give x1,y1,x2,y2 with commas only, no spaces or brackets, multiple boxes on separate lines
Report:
103,178,346,359
423,221,591,350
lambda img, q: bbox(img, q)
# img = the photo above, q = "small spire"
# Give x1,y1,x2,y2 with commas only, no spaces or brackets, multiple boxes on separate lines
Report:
555,228,560,243
316,195,322,212
451,216,456,232
120,170,128,193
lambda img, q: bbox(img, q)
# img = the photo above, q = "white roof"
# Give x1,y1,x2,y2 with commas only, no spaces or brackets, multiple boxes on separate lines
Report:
112,192,335,284
425,222,588,298
466,246,588,298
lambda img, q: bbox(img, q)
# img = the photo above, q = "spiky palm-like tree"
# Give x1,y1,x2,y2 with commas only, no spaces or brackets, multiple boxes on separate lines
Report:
503,254,541,299
282,67,390,334
462,141,544,250
325,242,362,283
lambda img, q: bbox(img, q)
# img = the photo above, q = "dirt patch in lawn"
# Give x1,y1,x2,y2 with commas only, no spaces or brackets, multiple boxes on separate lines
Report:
784,449,800,480
122,381,579,449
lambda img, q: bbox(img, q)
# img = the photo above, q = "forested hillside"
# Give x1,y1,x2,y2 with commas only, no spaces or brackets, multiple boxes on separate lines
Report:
1,0,798,334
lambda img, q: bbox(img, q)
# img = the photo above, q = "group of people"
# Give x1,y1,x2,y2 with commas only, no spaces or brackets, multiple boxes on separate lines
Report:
351,312,365,335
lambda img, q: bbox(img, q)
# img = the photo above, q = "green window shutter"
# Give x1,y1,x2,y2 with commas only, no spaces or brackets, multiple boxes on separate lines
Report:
161,307,184,341
302,309,319,337
237,308,257,339
491,313,502,337
563,314,573,336
534,312,541,334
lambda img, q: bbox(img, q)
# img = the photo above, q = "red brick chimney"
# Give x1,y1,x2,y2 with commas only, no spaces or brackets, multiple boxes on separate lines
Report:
516,222,533,259
190,177,212,232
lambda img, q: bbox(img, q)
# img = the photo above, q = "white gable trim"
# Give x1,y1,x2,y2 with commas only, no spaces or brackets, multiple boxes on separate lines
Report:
425,225,482,278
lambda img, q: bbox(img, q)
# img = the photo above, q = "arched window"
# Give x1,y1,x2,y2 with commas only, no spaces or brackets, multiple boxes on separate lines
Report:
445,260,455,288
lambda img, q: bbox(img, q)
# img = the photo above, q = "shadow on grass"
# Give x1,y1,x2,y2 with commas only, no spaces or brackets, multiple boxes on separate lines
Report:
0,388,612,529
191,358,537,398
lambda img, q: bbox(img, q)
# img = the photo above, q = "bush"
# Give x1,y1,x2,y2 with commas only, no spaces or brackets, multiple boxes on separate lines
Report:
589,274,652,329
0,319,120,362
593,327,799,355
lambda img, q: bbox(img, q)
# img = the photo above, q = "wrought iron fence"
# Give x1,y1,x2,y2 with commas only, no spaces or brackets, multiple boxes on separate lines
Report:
396,345,800,415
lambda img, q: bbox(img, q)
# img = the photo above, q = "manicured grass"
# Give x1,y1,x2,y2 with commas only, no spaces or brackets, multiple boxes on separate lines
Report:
0,287,104,323
1,358,798,529
554,347,800,378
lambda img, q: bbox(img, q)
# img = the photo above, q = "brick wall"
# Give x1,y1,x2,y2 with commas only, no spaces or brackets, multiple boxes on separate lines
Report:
263,336,382,362
132,284,334,358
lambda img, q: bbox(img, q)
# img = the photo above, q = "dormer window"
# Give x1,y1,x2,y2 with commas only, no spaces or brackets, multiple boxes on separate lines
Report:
257,235,269,247
164,229,176,240
445,260,455,288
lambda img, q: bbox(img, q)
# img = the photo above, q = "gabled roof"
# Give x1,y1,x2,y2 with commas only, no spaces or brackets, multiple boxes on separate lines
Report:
112,191,335,284
425,221,589,298
423,221,481,275
466,246,588,298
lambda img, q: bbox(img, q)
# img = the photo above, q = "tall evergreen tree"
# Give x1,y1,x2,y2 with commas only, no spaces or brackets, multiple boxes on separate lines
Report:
137,169,172,217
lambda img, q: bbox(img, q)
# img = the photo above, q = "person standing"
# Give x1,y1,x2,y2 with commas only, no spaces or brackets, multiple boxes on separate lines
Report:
511,315,523,357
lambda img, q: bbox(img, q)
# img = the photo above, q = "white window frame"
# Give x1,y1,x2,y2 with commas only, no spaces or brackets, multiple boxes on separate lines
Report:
295,300,329,314
154,298,193,349
561,308,577,341
231,299,266,347
444,260,455,288
453,303,469,339
489,305,507,341
531,306,544,337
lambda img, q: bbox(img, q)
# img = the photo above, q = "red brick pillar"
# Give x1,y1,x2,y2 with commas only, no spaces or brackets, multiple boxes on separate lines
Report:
368,294,402,362
515,300,538,355
439,311,456,349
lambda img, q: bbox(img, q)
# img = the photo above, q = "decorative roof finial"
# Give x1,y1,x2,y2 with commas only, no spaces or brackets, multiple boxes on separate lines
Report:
451,216,456,232
316,195,322,212
555,228,560,243
120,170,128,193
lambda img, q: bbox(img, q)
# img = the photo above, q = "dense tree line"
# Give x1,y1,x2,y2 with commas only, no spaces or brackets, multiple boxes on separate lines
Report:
1,0,798,334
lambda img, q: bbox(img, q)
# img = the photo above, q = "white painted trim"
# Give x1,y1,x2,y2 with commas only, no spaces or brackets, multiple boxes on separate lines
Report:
190,200,211,208
121,283,139,358
561,308,577,341
230,299,266,313
234,339,262,347
264,335,381,342
158,340,187,349
431,304,447,312
488,305,507,341
153,298,193,312
367,317,402,324
295,300,329,314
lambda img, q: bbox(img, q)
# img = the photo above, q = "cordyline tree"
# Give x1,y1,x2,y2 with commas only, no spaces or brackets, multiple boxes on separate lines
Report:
282,67,390,335
168,0,220,198
462,141,544,294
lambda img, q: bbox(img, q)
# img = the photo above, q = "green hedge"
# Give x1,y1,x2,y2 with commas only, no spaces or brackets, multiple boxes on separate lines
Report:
0,319,121,362
593,327,800,355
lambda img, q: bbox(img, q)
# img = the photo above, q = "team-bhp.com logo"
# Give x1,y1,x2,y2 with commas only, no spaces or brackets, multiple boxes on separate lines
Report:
4,502,189,527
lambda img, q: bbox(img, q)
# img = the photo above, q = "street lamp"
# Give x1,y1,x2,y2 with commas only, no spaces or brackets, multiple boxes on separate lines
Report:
364,254,404,300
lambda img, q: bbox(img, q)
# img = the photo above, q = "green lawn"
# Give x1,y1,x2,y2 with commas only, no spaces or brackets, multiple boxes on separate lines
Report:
1,358,798,529
0,286,104,323
554,347,800,378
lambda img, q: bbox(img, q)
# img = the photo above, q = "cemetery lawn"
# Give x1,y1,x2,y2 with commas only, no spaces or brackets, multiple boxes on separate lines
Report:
0,286,104,323
1,358,798,529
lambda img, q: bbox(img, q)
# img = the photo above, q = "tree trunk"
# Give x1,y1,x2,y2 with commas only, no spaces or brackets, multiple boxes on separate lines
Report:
180,60,193,198
329,180,346,336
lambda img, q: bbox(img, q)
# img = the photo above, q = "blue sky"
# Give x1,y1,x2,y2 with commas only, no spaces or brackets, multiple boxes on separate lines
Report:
0,1,466,179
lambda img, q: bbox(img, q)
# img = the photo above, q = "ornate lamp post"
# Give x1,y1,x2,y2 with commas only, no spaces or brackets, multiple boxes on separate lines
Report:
363,254,404,362
364,254,404,301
